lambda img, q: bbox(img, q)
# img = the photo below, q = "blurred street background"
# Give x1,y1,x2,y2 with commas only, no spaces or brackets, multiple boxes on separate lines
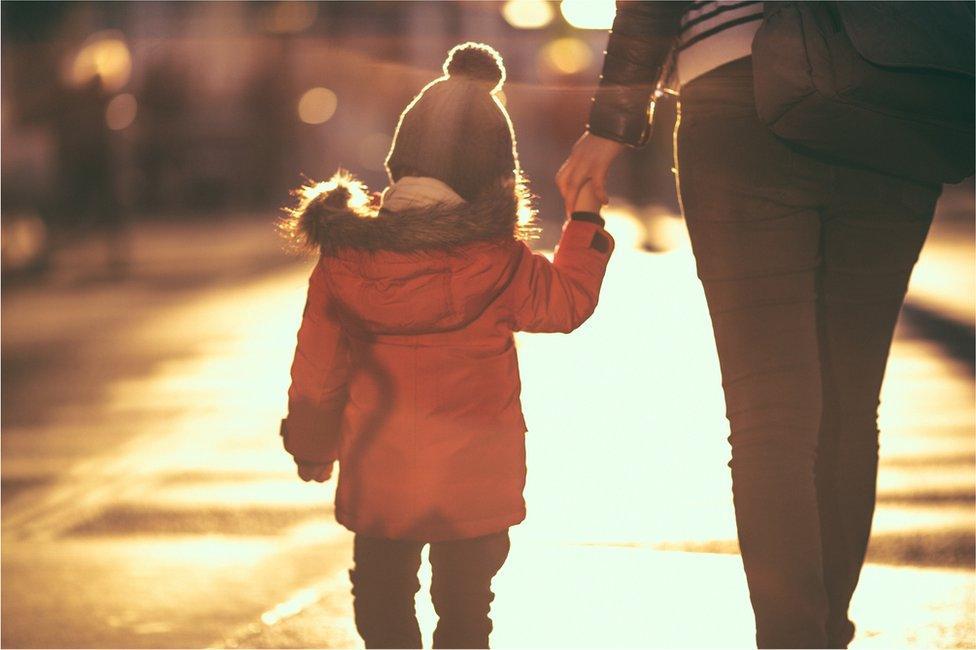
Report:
2,2,974,648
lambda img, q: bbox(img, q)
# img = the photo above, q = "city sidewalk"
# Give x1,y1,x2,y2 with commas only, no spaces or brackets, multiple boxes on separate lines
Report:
2,206,973,648
908,184,976,328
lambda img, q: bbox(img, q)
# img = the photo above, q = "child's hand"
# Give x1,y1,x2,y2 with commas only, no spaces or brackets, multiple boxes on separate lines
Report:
297,460,333,482
573,181,602,214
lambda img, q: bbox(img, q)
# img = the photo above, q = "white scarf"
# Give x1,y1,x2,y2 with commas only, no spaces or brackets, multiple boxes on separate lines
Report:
381,176,465,212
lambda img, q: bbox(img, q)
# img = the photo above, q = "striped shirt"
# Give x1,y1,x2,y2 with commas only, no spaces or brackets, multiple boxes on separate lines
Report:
676,0,764,86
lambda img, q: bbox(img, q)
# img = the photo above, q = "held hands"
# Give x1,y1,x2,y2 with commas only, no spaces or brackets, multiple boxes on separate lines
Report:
574,181,602,214
296,460,333,483
556,132,625,216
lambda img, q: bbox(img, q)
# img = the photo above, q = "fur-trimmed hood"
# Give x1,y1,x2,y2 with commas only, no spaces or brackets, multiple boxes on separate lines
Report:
279,171,536,256
279,172,539,335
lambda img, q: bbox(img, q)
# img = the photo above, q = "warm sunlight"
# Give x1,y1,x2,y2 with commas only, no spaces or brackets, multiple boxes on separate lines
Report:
4,3,973,648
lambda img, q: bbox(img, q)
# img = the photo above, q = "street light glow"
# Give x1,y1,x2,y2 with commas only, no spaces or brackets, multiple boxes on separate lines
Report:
541,37,593,75
560,0,615,30
297,87,338,125
67,32,132,92
501,0,555,29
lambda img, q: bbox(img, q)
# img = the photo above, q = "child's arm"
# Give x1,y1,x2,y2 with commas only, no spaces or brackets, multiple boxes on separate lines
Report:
281,259,350,479
508,182,614,333
574,179,603,214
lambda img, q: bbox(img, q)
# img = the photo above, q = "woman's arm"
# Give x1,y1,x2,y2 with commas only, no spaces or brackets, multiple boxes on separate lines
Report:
557,1,686,211
588,1,687,146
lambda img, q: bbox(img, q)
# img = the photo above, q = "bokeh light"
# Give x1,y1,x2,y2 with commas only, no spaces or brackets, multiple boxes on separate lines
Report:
540,37,593,75
262,1,318,34
501,0,555,29
66,31,132,92
560,0,615,30
0,216,47,271
358,132,392,172
105,93,138,131
297,87,338,125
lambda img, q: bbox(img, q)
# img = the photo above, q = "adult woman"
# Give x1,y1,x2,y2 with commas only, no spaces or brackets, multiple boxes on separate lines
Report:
557,3,942,647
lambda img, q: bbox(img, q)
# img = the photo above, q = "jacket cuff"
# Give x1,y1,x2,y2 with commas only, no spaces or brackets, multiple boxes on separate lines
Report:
587,84,655,147
280,417,338,464
562,217,614,256
586,125,640,147
294,458,333,467
571,211,605,227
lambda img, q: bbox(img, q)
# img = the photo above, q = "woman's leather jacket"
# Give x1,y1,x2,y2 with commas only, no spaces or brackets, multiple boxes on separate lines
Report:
587,1,687,146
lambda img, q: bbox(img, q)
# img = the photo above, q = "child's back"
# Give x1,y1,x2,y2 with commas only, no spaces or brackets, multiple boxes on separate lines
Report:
279,42,613,649
284,172,612,541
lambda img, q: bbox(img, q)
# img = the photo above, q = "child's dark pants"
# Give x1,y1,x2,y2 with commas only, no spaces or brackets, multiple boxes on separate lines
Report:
350,530,510,649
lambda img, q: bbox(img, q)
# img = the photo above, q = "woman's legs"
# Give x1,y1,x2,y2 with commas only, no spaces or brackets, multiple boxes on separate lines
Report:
429,530,510,649
679,172,829,647
677,57,939,648
678,60,830,647
815,174,938,647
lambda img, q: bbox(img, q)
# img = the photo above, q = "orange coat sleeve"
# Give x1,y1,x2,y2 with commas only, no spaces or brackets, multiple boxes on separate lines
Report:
282,259,350,464
509,216,615,333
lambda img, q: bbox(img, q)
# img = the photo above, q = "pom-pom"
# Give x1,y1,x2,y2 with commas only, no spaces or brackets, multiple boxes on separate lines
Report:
443,42,505,93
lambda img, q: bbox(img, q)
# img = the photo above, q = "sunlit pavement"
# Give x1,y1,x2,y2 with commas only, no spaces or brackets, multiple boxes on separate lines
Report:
2,205,973,649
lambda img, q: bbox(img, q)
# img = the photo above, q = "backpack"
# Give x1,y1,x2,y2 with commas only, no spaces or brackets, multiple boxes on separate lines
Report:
752,1,975,184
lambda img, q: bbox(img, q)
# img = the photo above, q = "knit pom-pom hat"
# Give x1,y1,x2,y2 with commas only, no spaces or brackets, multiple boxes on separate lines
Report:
385,42,519,202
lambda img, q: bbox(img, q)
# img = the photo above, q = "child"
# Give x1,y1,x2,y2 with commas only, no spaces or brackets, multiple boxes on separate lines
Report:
279,42,613,649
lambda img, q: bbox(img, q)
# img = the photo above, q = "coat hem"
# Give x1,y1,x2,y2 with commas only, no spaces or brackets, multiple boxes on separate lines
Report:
334,506,526,542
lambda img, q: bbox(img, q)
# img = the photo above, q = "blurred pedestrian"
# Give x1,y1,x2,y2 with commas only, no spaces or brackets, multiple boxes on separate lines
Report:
558,2,972,648
279,43,614,649
54,75,129,276
137,60,188,213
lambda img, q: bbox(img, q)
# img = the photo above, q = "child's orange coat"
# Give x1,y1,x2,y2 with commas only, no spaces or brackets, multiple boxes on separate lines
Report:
282,181,613,541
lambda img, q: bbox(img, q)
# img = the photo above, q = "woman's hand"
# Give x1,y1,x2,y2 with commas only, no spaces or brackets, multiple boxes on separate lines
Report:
297,461,333,482
556,132,625,216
